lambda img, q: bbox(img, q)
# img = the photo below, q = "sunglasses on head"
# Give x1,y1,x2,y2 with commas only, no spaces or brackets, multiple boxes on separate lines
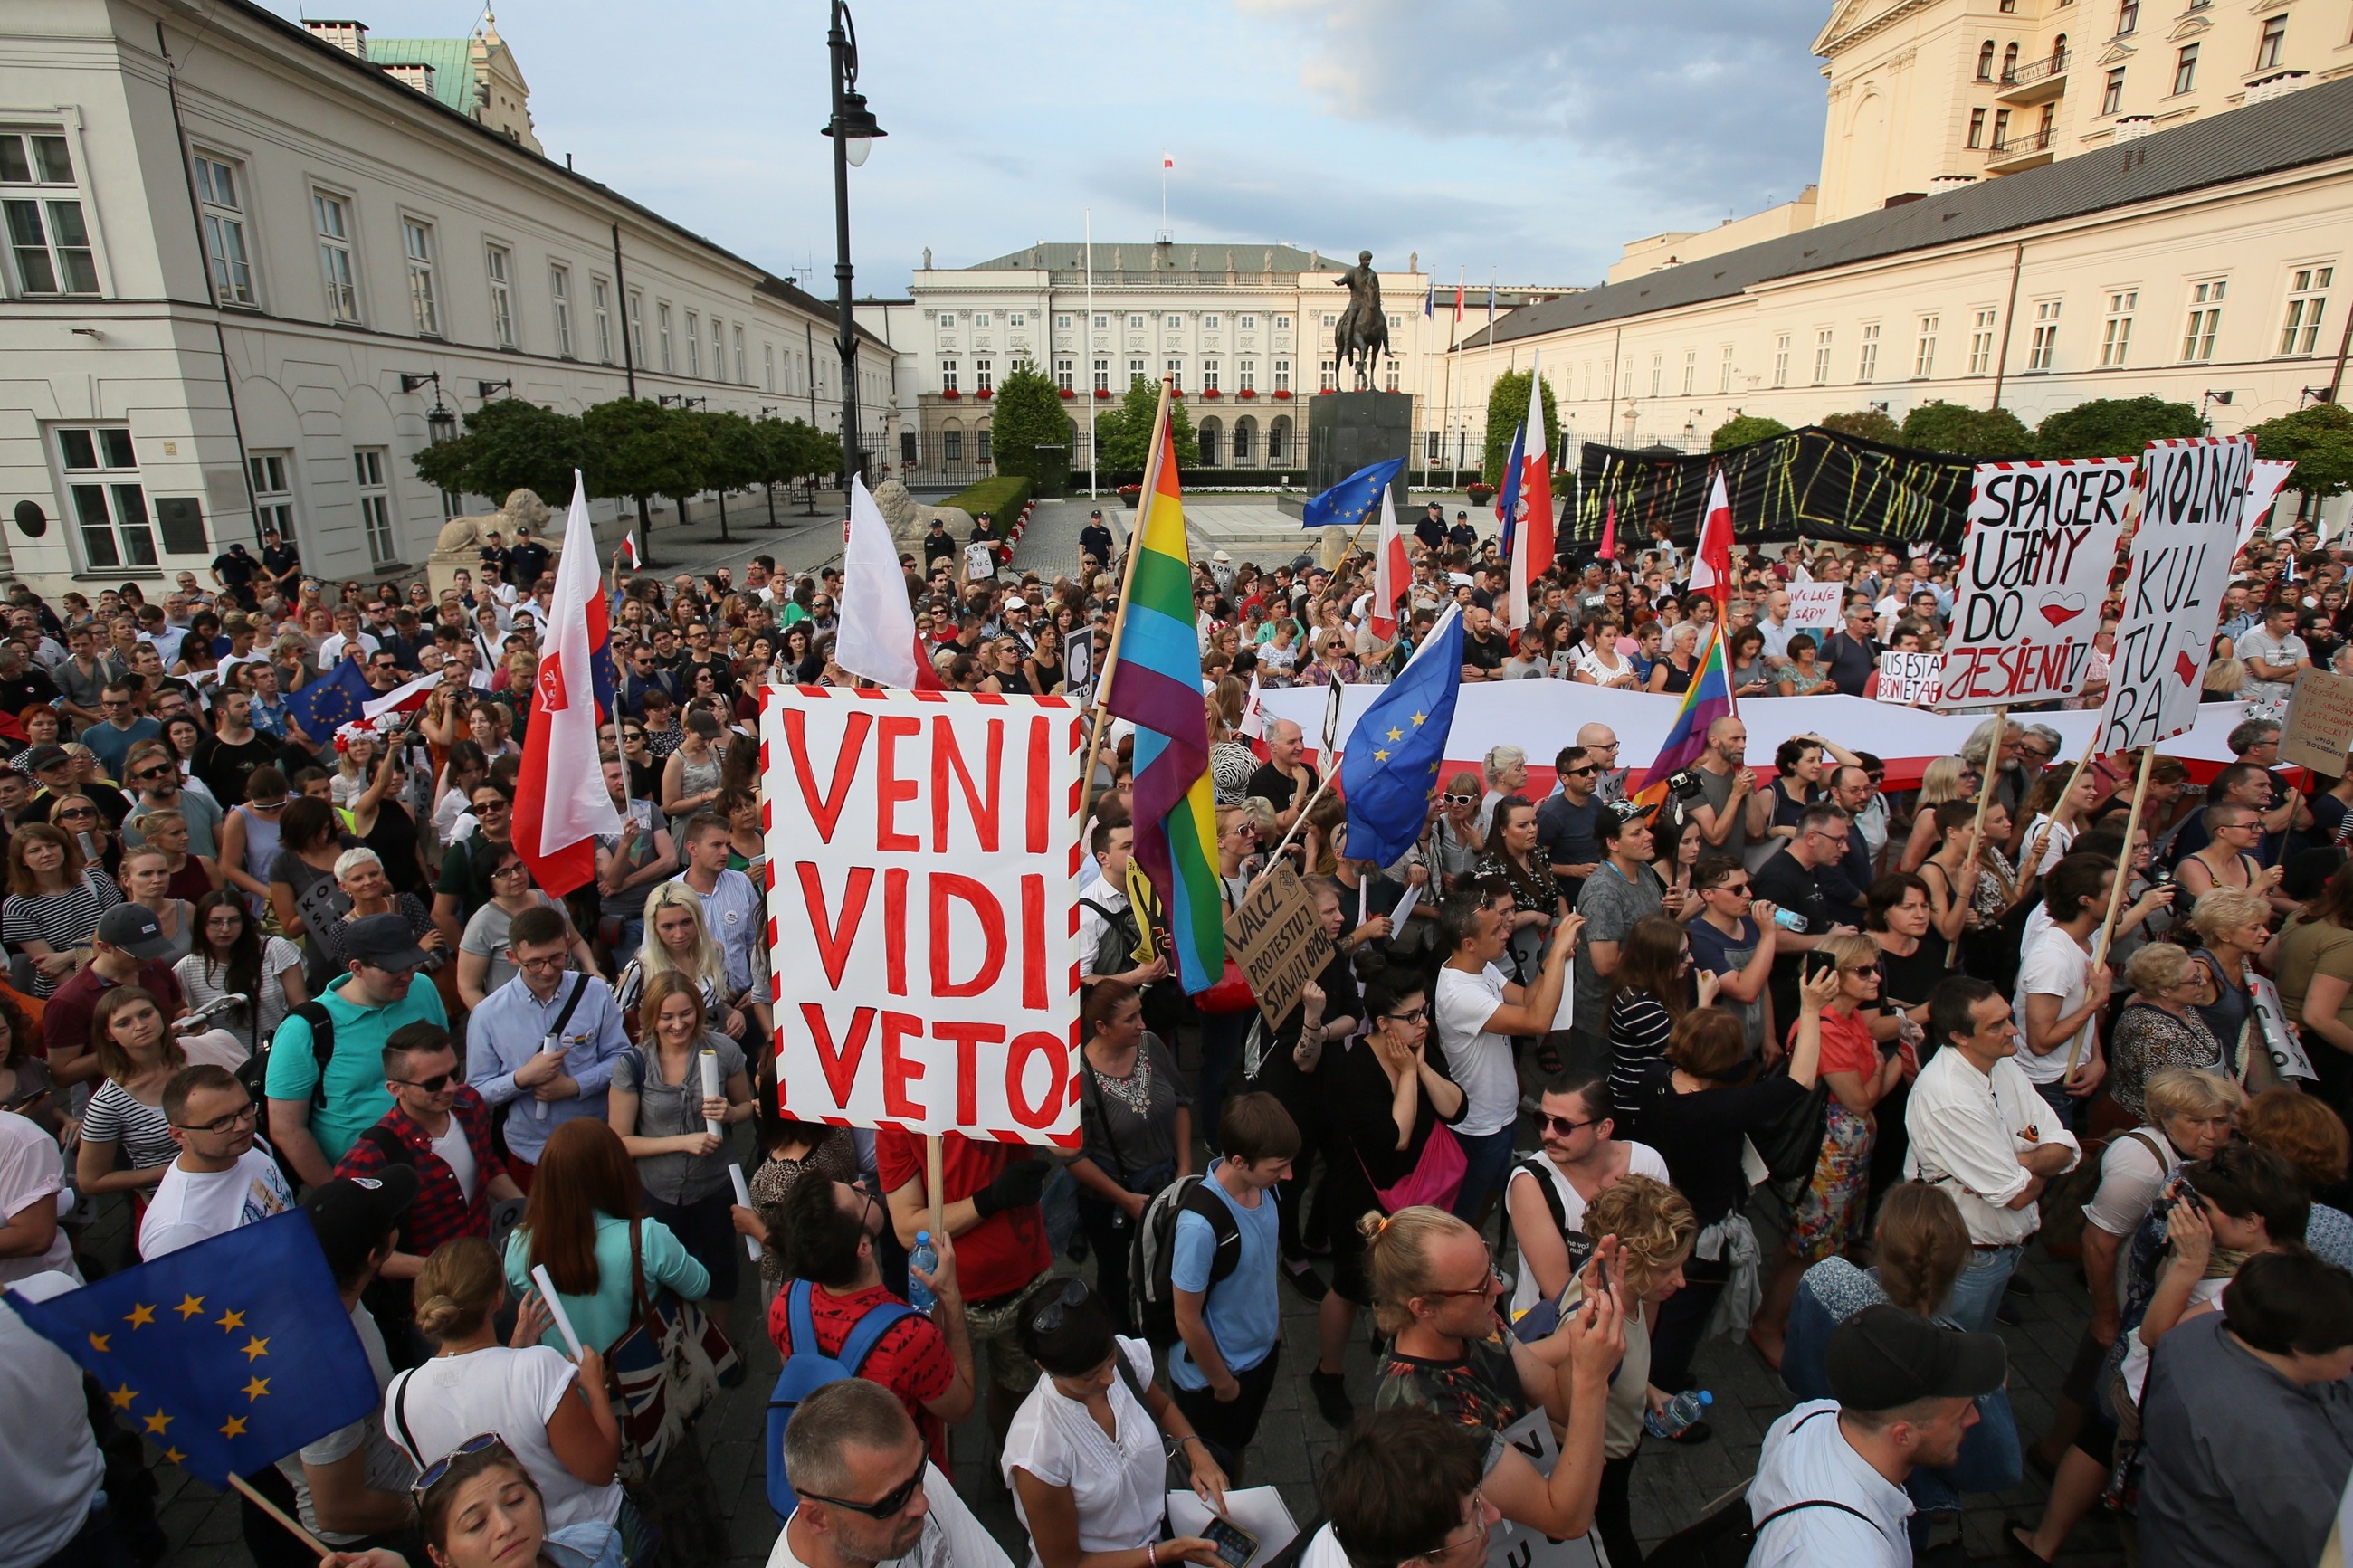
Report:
1030,1277,1092,1336
414,1433,506,1497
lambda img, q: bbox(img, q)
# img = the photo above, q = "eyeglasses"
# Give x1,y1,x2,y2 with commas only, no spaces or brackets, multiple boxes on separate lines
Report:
516,953,568,973
800,1457,929,1521
1419,1493,1493,1563
1424,1252,1504,1298
491,862,529,879
133,765,172,782
1562,765,1598,777
171,1099,258,1135
1383,1006,1429,1025
1704,879,1752,898
472,799,510,814
414,1434,506,1498
390,1071,453,1092
1541,1114,1600,1137
1030,1277,1091,1335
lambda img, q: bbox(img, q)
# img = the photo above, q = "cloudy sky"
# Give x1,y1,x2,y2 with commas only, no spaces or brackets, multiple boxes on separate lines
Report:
256,0,1830,290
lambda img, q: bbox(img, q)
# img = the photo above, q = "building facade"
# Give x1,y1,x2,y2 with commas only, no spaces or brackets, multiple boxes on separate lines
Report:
1462,78,2353,480
0,0,893,596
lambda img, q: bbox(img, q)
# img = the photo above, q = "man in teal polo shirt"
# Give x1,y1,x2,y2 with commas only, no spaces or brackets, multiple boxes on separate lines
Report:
265,912,448,1186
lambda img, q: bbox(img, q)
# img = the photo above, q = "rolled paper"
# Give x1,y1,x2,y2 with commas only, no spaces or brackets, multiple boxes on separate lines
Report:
529,1264,586,1362
730,1165,762,1260
700,1050,722,1137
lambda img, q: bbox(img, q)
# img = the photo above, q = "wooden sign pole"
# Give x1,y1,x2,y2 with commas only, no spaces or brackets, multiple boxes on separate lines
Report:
2072,744,2158,1080
1076,378,1177,815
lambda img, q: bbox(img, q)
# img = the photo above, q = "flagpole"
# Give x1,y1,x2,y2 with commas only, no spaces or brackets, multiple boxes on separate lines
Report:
1078,376,1176,812
608,549,631,826
1481,268,1498,483
228,1473,330,1557
1085,208,1098,502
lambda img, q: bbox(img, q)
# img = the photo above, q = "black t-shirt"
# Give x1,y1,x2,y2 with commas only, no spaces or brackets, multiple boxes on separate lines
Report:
1079,524,1115,563
0,667,58,713
193,733,280,807
507,544,551,589
261,543,300,584
924,528,957,567
1820,632,1880,697
1245,760,1306,815
1537,791,1605,901
1637,1062,1808,1226
1448,523,1480,549
1462,629,1508,675
1415,516,1448,549
1753,847,1834,1035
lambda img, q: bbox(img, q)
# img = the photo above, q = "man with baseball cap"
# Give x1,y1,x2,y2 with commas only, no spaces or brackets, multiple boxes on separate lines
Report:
266,912,449,1187
1079,508,1114,569
42,901,185,1089
1747,1305,2006,1566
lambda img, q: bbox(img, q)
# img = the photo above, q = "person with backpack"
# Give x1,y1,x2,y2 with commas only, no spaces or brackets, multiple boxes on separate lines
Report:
265,911,450,1186
766,1170,973,1498
1167,1093,1297,1480
1076,818,1175,1038
331,1022,520,1288
1502,1068,1669,1326
1747,1306,2006,1568
1068,976,1190,1333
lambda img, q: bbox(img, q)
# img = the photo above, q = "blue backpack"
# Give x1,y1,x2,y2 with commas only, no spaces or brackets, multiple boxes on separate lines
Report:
766,1279,918,1521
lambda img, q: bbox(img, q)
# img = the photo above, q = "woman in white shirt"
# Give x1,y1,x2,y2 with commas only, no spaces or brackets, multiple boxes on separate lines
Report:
1572,619,1639,689
1002,1278,1229,1568
383,1238,632,1541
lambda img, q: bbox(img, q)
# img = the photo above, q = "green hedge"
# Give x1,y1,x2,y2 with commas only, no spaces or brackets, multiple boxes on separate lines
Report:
938,475,1033,535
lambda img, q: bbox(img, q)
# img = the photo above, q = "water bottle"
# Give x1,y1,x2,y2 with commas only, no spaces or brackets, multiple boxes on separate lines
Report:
908,1231,938,1316
1770,906,1809,933
1643,1388,1713,1440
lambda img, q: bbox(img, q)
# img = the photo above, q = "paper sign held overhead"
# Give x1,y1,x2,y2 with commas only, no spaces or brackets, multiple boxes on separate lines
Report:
2102,436,2256,751
1224,859,1332,1031
761,685,1084,1147
2281,669,2353,774
1938,457,2133,708
1786,582,1843,632
1877,651,1945,706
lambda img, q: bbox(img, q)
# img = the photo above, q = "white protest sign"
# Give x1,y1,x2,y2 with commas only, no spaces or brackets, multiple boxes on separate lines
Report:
1786,582,1843,631
1483,1411,1607,1568
1937,457,2133,708
2102,436,2257,750
2249,974,2319,1083
2237,458,2300,549
1876,651,1944,706
762,685,1083,1146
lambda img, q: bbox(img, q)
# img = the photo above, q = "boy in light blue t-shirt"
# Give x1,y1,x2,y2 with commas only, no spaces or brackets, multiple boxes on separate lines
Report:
1169,1091,1299,1477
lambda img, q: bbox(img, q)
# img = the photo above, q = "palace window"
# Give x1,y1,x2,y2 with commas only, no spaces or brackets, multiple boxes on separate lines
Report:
2101,291,2137,366
2281,267,2332,356
1812,329,1834,386
593,278,613,364
1,131,97,297
2181,280,2225,360
58,425,154,570
485,244,515,348
1969,309,1998,374
193,155,253,305
249,451,295,539
2172,43,2198,95
403,219,440,336
1773,334,1790,388
1857,323,1881,383
1915,317,1939,377
314,192,358,322
2028,299,2062,371
549,264,573,357
2256,14,2286,72
2102,68,2126,115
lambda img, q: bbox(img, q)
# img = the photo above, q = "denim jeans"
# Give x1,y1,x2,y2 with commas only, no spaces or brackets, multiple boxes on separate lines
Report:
1942,1243,2023,1333
1450,1126,1519,1225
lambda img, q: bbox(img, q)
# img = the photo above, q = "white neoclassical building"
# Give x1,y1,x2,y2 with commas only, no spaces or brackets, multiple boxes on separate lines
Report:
0,0,895,596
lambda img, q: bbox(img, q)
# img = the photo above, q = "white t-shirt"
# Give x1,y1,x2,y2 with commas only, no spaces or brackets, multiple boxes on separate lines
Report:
1001,1337,1164,1568
431,1117,480,1203
0,1272,102,1567
1434,963,1517,1136
767,1463,1011,1568
315,630,381,669
1504,1142,1672,1316
0,1111,74,1286
2235,625,2309,702
138,1145,295,1259
2082,1130,2181,1293
2015,925,2099,1085
279,1304,417,1545
384,1347,623,1531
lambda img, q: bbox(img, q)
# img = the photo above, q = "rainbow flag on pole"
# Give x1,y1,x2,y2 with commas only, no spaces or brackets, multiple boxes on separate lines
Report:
1100,410,1225,993
1631,622,1736,811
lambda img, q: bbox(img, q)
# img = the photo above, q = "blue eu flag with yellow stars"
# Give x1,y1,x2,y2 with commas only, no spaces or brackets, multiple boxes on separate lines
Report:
283,659,376,747
5,1211,377,1487
1342,603,1465,869
1300,457,1405,531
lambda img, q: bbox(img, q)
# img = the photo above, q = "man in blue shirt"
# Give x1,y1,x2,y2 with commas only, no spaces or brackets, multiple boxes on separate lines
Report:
463,905,630,1183
1168,1092,1298,1478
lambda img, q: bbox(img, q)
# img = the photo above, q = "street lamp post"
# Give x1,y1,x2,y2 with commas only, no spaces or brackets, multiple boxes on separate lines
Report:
824,0,884,492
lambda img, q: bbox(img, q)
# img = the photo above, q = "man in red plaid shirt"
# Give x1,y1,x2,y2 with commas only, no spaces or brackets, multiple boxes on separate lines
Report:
333,1021,522,1282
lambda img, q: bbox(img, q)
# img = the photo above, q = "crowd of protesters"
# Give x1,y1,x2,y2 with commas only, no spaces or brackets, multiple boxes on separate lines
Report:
6,498,2353,1568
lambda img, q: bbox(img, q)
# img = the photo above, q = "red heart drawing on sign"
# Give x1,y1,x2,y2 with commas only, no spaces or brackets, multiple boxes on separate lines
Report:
2037,590,2086,628
2175,651,2199,686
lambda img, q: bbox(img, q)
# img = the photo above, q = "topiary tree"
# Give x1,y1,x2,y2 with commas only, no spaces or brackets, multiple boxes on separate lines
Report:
583,398,706,569
2033,396,2203,459
1819,408,1901,444
990,361,1075,493
1900,400,2034,458
697,410,767,545
410,396,591,508
1094,375,1199,474
1481,370,1562,484
2243,402,2353,500
1710,414,1790,452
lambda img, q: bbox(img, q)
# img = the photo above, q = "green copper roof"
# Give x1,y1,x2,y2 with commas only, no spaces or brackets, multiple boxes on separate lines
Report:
364,38,479,115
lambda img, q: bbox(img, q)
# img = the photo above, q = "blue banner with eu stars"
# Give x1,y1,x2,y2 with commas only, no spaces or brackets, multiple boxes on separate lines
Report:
4,1211,376,1487
283,658,375,747
1341,603,1465,870
1300,457,1405,531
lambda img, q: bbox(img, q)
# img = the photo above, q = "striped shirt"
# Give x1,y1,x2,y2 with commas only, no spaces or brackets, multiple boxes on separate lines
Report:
1607,990,1676,1131
81,1079,176,1171
3,871,123,995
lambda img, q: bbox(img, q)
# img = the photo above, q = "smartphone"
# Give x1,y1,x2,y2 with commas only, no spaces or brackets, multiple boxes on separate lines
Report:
3,1087,48,1112
1801,950,1839,985
1203,1517,1260,1568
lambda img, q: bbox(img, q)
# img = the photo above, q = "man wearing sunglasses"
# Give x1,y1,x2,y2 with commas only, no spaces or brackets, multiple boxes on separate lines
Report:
1537,746,1605,904
333,1022,523,1285
1502,1069,1669,1323
121,736,222,858
776,1378,1011,1568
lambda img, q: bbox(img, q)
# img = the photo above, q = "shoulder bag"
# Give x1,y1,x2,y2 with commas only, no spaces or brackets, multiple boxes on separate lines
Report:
605,1217,742,1481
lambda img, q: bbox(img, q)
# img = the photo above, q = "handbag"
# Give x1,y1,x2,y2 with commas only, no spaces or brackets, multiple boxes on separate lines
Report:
606,1219,741,1480
1748,1071,1832,1201
1360,1120,1468,1214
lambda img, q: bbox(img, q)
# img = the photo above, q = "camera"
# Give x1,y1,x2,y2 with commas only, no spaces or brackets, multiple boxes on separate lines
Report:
1665,767,1707,803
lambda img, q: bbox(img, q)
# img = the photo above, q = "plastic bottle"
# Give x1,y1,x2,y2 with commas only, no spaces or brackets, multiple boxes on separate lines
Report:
1769,906,1809,933
1643,1388,1713,1440
908,1231,938,1316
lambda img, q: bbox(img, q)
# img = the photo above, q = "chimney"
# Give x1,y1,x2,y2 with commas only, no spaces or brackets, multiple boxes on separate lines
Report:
304,19,370,58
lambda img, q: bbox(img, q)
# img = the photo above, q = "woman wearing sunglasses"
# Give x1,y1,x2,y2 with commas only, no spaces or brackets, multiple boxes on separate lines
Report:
1001,1276,1228,1568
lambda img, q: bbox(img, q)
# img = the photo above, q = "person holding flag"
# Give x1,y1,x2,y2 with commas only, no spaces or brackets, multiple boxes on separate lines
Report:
512,473,624,897
1494,353,1554,631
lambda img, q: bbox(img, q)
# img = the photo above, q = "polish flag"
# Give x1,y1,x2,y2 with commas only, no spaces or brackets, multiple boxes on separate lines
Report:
362,671,437,721
1370,480,1407,639
1505,350,1553,631
1239,673,1268,760
1163,152,1175,170
835,475,942,690
513,471,624,896
1691,469,1735,618
616,530,642,570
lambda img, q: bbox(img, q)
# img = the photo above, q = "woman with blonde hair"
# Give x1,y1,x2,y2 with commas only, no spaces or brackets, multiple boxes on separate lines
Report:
2108,944,2224,1120
2182,887,2273,1064
1363,1204,1626,1551
614,882,741,1043
382,1237,626,1541
1898,755,1975,872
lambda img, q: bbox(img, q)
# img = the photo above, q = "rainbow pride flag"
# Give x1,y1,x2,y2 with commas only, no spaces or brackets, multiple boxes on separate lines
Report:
1100,410,1225,993
1631,622,1736,812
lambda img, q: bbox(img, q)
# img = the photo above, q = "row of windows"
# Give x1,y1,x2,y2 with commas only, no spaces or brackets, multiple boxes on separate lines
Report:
1558,267,2331,402
1963,11,2287,145
937,310,1296,332
938,356,1375,395
928,416,1297,467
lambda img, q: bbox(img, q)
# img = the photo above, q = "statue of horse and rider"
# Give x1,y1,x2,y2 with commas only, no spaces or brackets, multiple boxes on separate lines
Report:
1332,250,1389,390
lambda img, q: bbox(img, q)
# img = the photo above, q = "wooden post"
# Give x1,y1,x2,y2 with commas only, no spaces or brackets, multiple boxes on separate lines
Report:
1965,706,2007,869
924,1133,946,1250
1077,379,1177,813
2073,744,2158,1079
227,1472,330,1559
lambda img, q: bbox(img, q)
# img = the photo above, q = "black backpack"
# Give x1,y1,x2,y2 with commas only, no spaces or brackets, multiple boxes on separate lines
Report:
235,1001,335,1184
1643,1413,1892,1567
1128,1175,1242,1346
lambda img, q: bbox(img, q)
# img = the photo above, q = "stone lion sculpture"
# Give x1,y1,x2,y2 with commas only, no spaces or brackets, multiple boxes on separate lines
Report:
871,478,974,546
433,488,553,556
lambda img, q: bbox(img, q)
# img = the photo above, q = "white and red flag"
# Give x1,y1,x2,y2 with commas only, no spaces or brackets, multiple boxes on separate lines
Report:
616,529,643,570
1370,480,1407,640
1690,470,1735,619
835,475,942,690
1504,351,1554,630
513,471,624,896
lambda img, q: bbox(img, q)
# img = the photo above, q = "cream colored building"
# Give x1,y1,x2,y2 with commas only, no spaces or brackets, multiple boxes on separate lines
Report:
0,0,893,595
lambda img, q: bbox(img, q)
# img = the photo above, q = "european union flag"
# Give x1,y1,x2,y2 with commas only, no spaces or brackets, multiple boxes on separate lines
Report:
1342,603,1465,869
283,658,373,746
1301,457,1405,531
5,1211,378,1487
